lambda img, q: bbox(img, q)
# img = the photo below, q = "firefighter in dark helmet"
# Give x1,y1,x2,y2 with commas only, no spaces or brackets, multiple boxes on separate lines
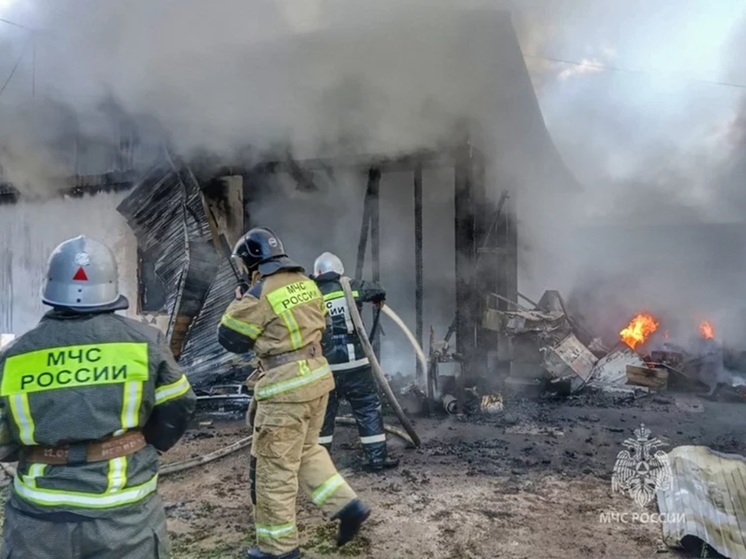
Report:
312,252,399,472
217,227,370,559
0,235,196,558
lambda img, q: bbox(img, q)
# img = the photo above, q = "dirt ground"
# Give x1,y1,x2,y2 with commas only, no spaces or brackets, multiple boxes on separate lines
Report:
159,389,745,559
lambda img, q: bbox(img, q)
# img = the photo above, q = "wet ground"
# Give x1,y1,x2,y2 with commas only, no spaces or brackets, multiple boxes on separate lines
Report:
159,389,745,558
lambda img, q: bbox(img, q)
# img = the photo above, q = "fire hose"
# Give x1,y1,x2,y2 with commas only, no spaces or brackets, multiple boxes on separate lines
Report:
339,276,422,447
379,305,428,373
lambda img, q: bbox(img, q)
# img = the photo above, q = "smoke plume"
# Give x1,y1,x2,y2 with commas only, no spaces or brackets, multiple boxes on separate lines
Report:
1,0,746,363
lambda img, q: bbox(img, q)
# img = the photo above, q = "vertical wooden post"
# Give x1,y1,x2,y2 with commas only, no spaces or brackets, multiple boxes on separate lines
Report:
414,164,424,382
369,168,382,360
454,142,476,410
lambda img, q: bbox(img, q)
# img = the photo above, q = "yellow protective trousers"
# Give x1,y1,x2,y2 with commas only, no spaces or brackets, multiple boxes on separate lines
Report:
251,393,357,555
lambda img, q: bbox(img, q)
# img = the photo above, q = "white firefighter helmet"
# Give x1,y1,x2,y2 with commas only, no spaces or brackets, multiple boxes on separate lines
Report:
313,252,344,276
42,235,128,311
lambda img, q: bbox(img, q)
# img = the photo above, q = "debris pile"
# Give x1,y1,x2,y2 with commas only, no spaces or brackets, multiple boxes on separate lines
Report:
484,290,746,403
483,290,602,397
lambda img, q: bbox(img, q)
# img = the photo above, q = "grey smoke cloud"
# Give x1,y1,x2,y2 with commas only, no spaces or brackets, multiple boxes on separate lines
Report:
500,1,746,352
11,0,506,156
2,0,746,359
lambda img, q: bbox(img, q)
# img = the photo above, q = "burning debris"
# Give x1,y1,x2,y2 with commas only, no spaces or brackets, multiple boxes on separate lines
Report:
699,320,715,340
619,313,659,350
477,291,746,406
409,279,745,420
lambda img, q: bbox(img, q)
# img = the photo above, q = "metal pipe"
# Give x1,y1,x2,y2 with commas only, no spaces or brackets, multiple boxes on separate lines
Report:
517,291,539,309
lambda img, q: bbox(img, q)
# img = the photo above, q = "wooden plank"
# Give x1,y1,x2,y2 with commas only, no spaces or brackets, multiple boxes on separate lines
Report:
626,365,668,389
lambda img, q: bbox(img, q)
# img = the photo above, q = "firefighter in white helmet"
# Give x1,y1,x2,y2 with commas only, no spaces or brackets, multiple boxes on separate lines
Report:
311,252,399,472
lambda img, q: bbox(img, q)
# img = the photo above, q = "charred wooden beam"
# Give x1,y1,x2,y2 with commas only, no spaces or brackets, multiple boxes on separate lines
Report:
369,168,382,360
472,153,496,379
0,183,19,205
414,164,424,382
0,171,136,205
252,149,451,175
285,154,319,192
454,142,476,410
355,184,372,280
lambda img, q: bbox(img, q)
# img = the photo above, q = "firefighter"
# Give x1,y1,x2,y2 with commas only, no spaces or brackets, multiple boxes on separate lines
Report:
217,227,370,559
312,252,399,472
0,235,196,559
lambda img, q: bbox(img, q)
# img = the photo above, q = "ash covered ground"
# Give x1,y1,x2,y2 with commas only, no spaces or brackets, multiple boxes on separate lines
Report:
159,390,744,559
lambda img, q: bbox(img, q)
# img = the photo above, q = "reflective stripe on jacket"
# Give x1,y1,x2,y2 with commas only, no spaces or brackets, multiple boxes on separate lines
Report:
218,268,334,403
0,310,197,517
313,273,385,371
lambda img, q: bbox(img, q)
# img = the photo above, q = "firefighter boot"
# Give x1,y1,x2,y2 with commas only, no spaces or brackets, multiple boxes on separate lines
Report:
246,546,301,559
364,455,400,472
362,440,400,472
332,499,371,547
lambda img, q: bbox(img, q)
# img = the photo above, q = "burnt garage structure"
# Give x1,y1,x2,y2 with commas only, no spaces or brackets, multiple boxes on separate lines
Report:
0,11,580,408
112,142,518,390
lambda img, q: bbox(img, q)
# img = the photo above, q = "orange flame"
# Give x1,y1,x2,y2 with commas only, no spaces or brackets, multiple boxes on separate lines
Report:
699,321,714,340
620,313,659,349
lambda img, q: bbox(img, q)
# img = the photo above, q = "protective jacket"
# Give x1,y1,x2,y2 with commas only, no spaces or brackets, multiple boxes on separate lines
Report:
218,261,358,556
218,265,335,402
0,310,196,518
312,272,385,372
312,273,392,468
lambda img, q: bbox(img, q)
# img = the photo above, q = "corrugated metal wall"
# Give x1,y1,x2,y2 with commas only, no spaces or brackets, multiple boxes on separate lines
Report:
117,159,219,361
0,191,139,335
178,261,240,385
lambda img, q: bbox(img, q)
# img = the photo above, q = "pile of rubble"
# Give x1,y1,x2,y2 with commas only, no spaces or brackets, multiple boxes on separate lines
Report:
484,290,746,402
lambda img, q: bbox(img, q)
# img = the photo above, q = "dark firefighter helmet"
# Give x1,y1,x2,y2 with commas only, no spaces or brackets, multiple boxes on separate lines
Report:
232,227,288,274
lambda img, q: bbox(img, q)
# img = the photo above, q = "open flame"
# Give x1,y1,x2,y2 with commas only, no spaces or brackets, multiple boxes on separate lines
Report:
620,313,659,350
699,320,714,340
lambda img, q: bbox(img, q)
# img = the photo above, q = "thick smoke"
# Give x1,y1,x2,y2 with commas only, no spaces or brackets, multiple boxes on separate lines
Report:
2,0,746,363
5,1,521,158
510,0,746,352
